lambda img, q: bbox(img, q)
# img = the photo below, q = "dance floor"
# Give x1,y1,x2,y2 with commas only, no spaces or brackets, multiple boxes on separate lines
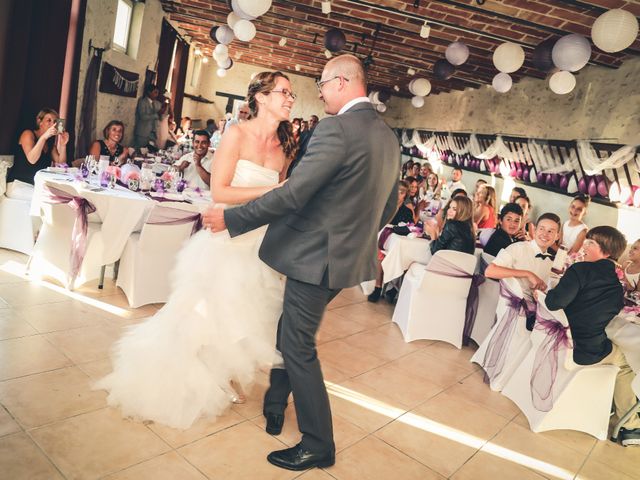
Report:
0,247,638,480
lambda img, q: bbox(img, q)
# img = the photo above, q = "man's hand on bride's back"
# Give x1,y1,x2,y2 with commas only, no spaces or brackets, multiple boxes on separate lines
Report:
203,206,227,232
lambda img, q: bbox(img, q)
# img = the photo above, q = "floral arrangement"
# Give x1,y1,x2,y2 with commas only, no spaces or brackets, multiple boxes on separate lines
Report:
123,171,140,183
105,165,121,179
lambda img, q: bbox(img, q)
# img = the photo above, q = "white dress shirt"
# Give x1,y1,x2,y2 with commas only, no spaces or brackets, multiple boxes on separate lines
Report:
492,240,554,300
338,97,371,115
176,151,213,191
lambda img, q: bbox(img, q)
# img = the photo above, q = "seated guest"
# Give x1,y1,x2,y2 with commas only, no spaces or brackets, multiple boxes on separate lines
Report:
515,195,534,240
176,116,194,143
205,118,217,136
418,162,432,185
474,184,497,229
544,226,640,446
621,239,640,291
429,196,475,256
420,172,441,200
403,176,427,223
435,188,467,232
6,108,69,200
485,213,560,304
88,120,128,165
509,186,527,203
368,181,412,303
483,203,523,257
473,178,488,197
446,167,466,193
560,194,589,253
401,160,414,179
174,130,212,190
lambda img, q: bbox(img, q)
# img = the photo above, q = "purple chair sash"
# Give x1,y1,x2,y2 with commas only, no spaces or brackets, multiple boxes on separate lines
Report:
530,308,572,412
42,185,97,286
146,205,202,235
482,281,535,384
425,255,479,346
378,226,394,251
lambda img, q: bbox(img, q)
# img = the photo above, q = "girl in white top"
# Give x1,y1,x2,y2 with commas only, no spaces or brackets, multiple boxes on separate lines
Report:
560,194,589,253
622,239,640,291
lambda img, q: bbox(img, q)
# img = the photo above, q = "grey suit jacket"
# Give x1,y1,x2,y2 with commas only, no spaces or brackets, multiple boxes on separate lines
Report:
225,102,399,289
133,97,159,147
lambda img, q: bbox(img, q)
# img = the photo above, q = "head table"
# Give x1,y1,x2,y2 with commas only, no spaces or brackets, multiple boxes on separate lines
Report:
30,170,211,267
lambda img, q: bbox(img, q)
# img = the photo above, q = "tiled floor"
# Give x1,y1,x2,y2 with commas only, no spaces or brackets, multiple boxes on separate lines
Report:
0,247,639,480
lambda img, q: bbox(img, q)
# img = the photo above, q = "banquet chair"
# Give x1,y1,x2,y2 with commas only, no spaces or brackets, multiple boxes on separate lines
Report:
501,293,618,440
477,228,495,248
0,196,38,255
392,250,477,348
29,182,104,289
116,202,201,308
611,375,640,442
470,253,500,346
471,277,532,391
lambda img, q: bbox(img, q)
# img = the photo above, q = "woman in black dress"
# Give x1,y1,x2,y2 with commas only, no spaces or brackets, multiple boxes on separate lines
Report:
88,120,128,165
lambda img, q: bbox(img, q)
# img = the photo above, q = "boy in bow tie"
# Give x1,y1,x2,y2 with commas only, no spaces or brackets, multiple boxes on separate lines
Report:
485,213,561,302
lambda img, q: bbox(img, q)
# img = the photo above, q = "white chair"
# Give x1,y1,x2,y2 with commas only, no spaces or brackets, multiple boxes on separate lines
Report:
0,196,38,255
392,250,477,348
471,277,532,391
611,375,640,442
470,253,500,346
501,293,619,440
116,202,200,307
478,228,495,247
29,182,104,288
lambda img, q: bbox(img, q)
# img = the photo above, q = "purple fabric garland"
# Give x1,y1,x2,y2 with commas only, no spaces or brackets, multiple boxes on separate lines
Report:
530,307,572,411
146,205,202,235
42,185,97,286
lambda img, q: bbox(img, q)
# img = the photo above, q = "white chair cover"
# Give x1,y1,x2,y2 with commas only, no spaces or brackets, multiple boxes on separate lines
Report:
392,250,477,348
470,253,500,346
0,196,37,254
116,202,200,308
477,228,496,247
501,293,619,440
471,277,532,391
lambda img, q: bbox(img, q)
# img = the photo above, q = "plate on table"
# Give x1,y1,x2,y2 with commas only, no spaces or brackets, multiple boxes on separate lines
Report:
46,167,78,174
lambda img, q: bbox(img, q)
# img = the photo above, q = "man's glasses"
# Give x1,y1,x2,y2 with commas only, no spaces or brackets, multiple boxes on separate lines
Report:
316,75,349,90
270,89,297,100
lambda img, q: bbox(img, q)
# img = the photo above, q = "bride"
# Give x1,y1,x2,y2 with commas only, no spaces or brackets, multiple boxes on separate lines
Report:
95,71,298,429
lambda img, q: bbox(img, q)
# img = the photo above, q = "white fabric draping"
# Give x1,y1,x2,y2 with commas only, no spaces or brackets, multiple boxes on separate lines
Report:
577,140,638,176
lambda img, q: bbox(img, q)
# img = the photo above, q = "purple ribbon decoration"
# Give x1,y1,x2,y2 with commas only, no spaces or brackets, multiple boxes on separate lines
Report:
377,226,394,251
42,185,97,286
146,205,202,235
529,307,572,412
425,255,480,346
482,281,535,384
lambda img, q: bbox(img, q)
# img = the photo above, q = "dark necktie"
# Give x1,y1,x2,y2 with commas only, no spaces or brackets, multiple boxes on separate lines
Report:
535,253,555,261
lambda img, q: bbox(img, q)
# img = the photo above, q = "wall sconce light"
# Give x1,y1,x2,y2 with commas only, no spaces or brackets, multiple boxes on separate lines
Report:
202,57,209,64
322,1,331,14
324,49,333,59
279,37,287,47
407,67,416,75
420,21,431,39
194,48,202,56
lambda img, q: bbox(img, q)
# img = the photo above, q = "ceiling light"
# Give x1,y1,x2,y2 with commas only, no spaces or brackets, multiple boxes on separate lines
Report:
420,22,431,39
202,57,209,64
279,37,287,47
324,49,333,59
295,64,301,71
194,48,202,56
322,1,331,14
407,67,416,75
393,85,400,92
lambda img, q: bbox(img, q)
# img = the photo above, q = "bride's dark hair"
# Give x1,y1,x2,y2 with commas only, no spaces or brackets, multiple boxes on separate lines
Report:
246,71,298,161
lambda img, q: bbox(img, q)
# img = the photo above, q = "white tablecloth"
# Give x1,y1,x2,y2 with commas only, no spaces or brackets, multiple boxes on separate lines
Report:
31,171,210,265
381,233,432,284
606,315,640,374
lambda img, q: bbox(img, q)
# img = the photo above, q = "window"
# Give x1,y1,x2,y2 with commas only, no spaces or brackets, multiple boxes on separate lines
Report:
165,40,178,92
113,0,133,52
190,56,202,88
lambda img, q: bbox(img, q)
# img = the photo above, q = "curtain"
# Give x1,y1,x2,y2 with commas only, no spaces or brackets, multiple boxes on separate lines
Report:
76,47,102,157
156,19,176,92
170,38,190,122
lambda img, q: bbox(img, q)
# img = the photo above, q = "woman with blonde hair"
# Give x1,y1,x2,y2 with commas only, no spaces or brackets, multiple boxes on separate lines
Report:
429,195,475,255
474,184,497,229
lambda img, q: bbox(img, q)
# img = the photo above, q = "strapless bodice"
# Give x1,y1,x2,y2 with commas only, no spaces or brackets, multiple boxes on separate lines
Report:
231,159,279,188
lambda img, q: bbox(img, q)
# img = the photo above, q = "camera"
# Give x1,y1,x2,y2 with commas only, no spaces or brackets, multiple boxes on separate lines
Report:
56,118,65,134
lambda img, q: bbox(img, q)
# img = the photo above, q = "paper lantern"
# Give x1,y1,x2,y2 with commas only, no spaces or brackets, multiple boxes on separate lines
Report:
609,182,621,202
233,0,271,18
445,41,469,66
588,177,598,197
227,11,240,28
233,19,256,42
567,175,578,193
552,34,591,72
492,42,525,73
217,68,228,77
213,44,229,61
324,28,346,52
378,90,391,102
492,72,512,93
209,26,219,42
376,103,387,113
411,96,425,108
532,38,556,72
549,71,576,95
634,187,640,208
592,9,639,53
620,185,632,204
217,56,232,69
433,59,455,80
559,174,569,191
538,172,547,183
215,25,234,45
412,78,432,96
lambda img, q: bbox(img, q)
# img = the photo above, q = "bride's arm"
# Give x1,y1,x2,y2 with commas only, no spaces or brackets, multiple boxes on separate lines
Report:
210,126,280,205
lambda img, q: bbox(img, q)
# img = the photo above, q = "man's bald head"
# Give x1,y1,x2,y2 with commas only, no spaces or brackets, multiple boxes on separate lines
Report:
318,54,368,114
324,54,367,91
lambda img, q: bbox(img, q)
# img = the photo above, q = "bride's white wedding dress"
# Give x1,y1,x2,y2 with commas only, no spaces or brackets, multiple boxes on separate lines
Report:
95,160,284,429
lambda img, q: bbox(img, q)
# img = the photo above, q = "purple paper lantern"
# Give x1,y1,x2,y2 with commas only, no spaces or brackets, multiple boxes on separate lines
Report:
537,172,547,183
515,163,523,180
324,28,346,52
588,177,598,197
596,175,608,197
433,59,455,81
532,38,556,72
578,176,588,194
559,174,569,191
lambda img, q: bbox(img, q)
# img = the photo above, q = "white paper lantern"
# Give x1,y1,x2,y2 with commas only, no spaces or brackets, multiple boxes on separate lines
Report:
408,79,416,95
214,44,228,60
445,41,470,66
217,56,232,69
376,103,387,113
233,20,257,42
492,42,525,73
411,96,425,108
592,9,639,53
412,78,432,97
370,91,380,104
549,71,576,94
217,68,228,77
492,72,512,93
227,11,241,29
215,25,234,45
233,0,272,19
552,34,591,72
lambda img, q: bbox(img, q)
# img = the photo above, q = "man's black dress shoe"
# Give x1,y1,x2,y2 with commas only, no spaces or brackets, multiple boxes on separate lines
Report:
264,412,284,435
267,443,335,471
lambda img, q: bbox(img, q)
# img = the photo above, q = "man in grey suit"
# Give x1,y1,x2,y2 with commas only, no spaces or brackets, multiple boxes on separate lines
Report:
133,84,161,148
205,54,399,471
